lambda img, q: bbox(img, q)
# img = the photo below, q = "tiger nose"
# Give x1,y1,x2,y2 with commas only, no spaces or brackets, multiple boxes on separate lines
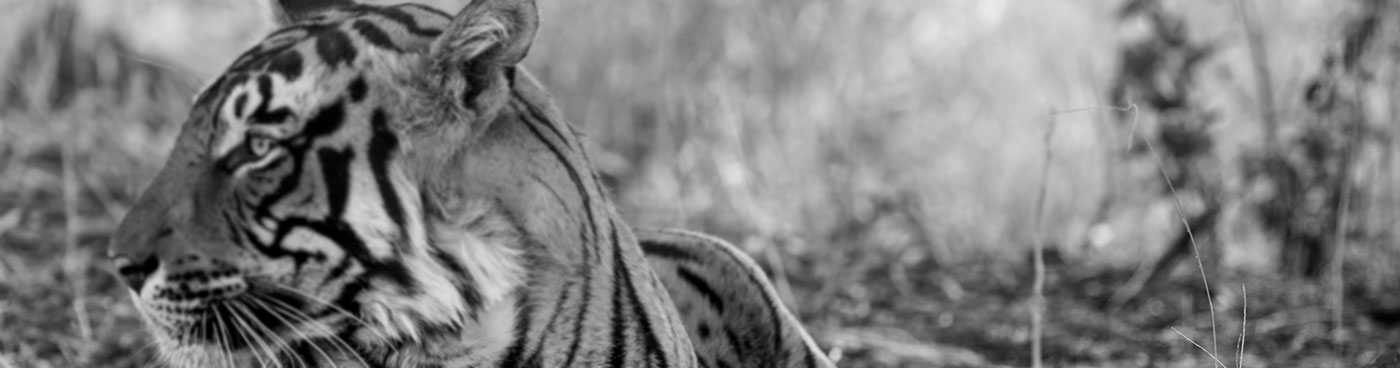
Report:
113,254,161,291
109,187,194,291
110,225,173,292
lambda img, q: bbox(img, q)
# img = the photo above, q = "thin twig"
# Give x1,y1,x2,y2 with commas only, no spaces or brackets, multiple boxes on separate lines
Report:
1125,100,1144,154
1237,284,1247,368
1030,108,1058,368
1331,85,1362,345
60,116,92,344
1127,103,1222,364
1052,105,1130,116
1172,327,1229,368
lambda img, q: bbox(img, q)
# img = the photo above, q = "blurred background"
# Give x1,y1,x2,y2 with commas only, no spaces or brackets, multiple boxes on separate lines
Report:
2,0,1399,366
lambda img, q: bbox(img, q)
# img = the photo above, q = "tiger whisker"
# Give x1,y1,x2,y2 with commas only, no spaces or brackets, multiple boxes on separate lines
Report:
269,284,391,342
246,294,342,368
196,305,208,366
225,303,271,368
253,293,371,368
230,299,302,368
213,304,238,368
202,306,227,368
227,300,280,368
202,307,225,368
220,303,267,368
244,297,325,368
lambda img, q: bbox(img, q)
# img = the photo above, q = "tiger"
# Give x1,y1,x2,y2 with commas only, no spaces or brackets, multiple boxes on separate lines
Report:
104,0,834,367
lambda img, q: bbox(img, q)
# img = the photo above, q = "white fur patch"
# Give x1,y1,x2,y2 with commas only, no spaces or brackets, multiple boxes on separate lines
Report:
352,196,526,348
404,295,520,366
453,227,526,305
337,196,529,362
432,198,526,305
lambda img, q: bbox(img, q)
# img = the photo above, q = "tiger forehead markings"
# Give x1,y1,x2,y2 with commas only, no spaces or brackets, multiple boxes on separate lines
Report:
108,0,700,366
202,5,445,160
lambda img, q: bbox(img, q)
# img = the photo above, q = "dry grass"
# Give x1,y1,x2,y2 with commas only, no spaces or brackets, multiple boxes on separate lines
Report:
2,0,1399,367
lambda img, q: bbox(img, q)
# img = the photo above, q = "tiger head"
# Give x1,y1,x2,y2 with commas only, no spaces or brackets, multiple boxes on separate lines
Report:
108,0,540,365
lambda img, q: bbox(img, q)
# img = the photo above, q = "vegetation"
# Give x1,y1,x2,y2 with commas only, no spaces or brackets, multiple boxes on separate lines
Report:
2,0,1399,367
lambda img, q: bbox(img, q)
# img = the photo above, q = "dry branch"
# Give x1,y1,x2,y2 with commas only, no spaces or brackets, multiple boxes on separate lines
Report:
1029,109,1056,368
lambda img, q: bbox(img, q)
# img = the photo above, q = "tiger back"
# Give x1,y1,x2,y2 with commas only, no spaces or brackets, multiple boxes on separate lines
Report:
106,0,698,366
638,229,836,368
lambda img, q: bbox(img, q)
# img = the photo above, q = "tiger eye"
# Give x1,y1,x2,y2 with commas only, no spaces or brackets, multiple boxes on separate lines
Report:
248,136,274,157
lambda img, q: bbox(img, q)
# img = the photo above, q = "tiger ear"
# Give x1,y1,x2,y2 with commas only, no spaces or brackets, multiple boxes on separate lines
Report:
268,0,355,26
430,0,539,69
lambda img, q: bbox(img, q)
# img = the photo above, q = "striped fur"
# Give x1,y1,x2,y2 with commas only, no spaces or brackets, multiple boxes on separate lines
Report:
638,229,836,368
108,0,700,366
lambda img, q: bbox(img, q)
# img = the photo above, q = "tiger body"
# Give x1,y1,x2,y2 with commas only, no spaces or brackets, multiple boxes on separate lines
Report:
106,0,828,367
